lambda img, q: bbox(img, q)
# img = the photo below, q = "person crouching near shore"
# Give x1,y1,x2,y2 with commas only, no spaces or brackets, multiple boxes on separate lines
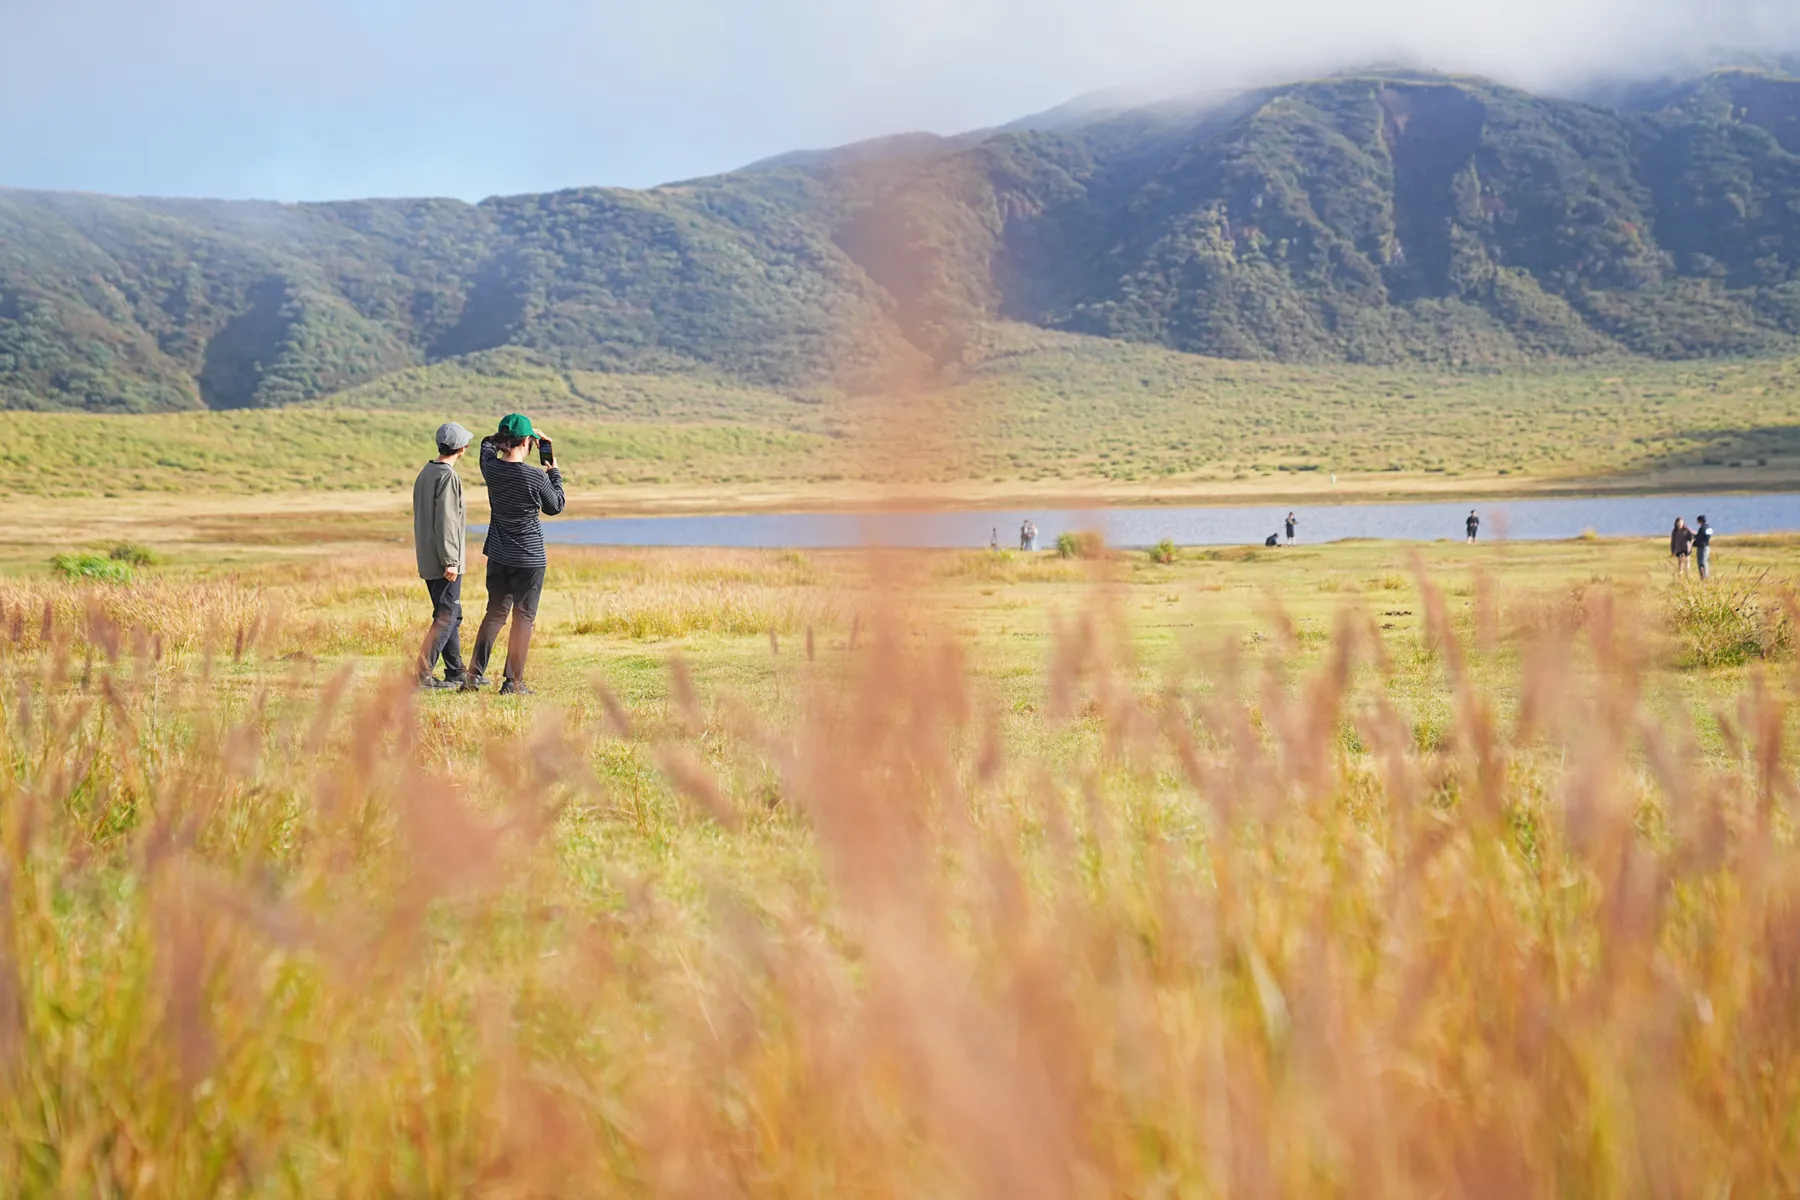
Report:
466,413,565,696
413,421,472,690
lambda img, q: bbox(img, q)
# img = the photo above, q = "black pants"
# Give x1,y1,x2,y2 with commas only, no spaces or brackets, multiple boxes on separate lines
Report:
418,575,466,681
470,561,546,684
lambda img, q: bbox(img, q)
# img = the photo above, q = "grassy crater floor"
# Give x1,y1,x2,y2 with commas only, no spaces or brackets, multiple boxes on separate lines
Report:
8,331,1800,505
5,526,1800,1193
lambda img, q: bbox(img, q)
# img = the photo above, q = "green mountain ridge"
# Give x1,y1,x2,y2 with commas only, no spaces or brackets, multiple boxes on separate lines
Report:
8,67,1800,412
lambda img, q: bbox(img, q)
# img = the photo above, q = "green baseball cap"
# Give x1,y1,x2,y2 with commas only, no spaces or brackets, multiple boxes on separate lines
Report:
498,412,535,439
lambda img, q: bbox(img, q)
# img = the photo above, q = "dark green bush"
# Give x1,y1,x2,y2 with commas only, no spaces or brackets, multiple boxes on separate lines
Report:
108,543,158,567
1055,532,1105,560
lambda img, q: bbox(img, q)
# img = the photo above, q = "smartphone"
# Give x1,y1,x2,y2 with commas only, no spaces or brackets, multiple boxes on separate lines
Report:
537,435,554,467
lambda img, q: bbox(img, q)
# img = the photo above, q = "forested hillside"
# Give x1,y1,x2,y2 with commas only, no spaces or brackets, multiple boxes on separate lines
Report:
8,67,1800,411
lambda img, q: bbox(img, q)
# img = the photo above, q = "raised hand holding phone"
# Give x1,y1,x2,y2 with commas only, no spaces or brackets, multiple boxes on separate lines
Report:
537,432,555,468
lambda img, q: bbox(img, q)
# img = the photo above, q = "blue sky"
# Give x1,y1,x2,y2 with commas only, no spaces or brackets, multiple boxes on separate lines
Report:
2,0,1798,202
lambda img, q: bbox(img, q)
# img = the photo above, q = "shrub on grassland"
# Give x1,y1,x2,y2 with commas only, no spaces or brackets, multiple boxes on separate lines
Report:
51,553,132,583
1667,571,1794,668
1056,531,1105,560
108,543,159,567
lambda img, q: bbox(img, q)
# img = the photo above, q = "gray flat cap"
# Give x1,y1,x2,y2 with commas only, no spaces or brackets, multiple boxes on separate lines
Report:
436,421,473,451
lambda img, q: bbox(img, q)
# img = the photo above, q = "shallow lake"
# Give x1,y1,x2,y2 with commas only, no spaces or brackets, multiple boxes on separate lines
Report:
510,493,1800,550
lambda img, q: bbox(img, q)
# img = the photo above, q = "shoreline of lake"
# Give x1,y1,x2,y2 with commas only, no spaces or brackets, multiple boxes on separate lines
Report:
488,493,1800,551
546,469,1800,520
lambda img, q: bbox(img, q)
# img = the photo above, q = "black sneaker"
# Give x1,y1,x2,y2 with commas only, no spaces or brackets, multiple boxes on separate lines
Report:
419,676,459,691
459,675,490,692
497,681,535,697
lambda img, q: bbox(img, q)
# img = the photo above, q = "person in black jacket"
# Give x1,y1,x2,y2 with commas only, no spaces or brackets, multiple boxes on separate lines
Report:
1466,510,1480,544
1670,517,1694,578
466,413,565,695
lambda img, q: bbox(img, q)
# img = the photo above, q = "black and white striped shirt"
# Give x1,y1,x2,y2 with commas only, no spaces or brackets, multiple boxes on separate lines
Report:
478,437,565,568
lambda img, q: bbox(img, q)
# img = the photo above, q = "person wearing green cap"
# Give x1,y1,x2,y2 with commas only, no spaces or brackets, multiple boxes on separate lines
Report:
466,413,565,695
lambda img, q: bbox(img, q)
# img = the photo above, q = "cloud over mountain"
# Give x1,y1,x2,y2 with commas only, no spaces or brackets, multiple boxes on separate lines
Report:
3,0,1800,199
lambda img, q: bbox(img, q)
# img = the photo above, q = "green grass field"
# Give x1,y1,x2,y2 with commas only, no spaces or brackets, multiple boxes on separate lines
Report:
7,523,1800,1193
9,325,1800,1191
951,327,1800,483
0,408,828,498
6,328,1800,504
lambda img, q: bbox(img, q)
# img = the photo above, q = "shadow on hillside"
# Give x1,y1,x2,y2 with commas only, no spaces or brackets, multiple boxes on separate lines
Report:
1628,424,1800,478
198,279,288,410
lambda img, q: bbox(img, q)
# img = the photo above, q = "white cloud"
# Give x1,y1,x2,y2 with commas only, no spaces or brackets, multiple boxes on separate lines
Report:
1,0,1798,199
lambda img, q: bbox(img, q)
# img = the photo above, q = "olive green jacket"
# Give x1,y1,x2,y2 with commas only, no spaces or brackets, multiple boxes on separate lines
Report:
411,460,465,580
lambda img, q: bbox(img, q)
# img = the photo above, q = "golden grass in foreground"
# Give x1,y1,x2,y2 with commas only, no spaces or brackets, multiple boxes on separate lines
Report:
4,559,1800,1195
0,549,849,661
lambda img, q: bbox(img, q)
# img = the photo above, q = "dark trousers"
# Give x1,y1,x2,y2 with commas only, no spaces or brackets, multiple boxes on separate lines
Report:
471,561,546,683
418,575,466,681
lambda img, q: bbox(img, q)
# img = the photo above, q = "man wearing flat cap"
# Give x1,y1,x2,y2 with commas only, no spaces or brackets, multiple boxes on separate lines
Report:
413,421,473,689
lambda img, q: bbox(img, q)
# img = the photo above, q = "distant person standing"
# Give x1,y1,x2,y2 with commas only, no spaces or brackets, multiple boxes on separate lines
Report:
1466,510,1480,544
1694,514,1714,581
1020,520,1031,551
1026,520,1038,551
1285,512,1297,544
412,421,472,690
467,413,565,696
1670,517,1694,579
